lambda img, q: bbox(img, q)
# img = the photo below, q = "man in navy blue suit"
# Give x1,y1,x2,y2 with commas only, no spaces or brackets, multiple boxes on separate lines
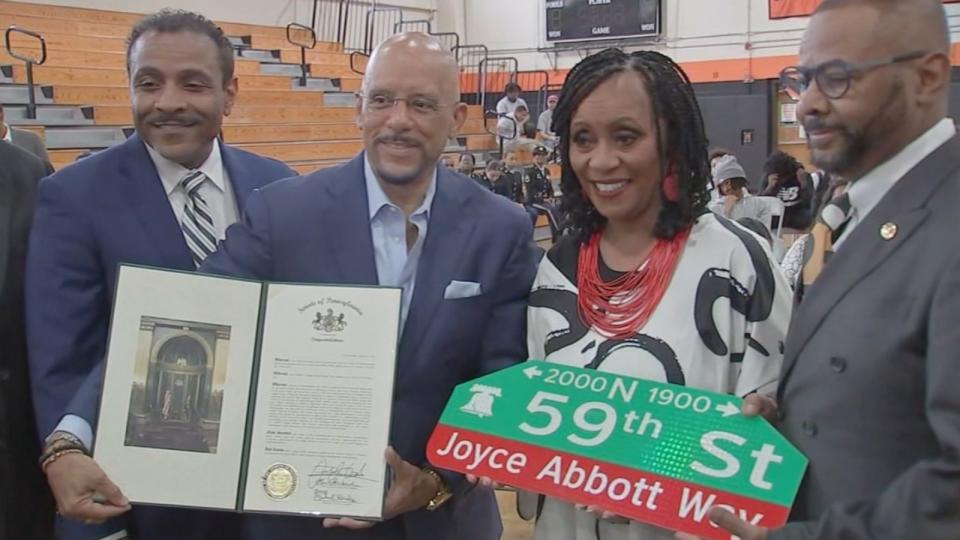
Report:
201,32,538,539
25,10,294,540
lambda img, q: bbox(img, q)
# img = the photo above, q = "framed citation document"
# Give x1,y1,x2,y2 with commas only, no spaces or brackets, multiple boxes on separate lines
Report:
93,265,401,520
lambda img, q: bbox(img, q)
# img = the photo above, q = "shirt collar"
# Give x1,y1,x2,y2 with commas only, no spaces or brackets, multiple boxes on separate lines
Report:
847,118,956,220
1,123,11,143
144,139,226,196
363,153,437,221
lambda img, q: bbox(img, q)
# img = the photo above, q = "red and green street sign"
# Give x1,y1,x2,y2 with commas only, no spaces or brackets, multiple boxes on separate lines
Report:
427,361,807,539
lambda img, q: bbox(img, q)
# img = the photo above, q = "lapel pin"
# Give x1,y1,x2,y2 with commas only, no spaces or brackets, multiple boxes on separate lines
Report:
880,222,898,241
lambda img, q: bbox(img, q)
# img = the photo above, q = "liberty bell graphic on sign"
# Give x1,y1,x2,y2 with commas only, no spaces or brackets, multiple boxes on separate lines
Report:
460,384,502,418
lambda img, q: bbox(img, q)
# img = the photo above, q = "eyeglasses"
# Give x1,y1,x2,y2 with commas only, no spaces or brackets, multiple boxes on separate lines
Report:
779,51,928,101
356,92,448,117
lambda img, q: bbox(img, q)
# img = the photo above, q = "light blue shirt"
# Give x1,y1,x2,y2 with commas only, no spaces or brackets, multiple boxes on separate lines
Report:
364,155,436,329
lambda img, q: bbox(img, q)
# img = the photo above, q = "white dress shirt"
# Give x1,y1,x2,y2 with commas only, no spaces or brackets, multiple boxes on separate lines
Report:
364,155,436,329
145,140,239,241
835,118,956,250
496,96,528,117
55,140,240,449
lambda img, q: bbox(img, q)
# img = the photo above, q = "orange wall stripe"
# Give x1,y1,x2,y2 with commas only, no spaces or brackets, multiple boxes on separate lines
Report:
461,46,960,92
770,0,960,19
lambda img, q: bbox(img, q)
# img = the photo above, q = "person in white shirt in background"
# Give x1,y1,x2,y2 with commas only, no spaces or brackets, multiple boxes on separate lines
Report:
495,82,527,117
709,154,773,228
498,105,534,151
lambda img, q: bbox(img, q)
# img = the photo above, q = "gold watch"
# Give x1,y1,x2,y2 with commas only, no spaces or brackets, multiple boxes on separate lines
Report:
422,467,452,511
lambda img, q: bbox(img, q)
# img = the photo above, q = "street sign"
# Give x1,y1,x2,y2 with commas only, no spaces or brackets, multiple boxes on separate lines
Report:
427,361,807,540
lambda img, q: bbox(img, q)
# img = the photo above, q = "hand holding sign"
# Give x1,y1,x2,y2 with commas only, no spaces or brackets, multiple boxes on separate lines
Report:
427,362,806,540
674,507,769,540
741,394,779,424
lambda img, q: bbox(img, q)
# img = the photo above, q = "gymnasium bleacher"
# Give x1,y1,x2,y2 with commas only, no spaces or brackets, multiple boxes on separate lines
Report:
0,0,500,175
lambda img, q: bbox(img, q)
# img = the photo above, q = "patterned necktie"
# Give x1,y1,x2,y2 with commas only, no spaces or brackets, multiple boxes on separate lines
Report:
180,171,217,267
819,191,853,244
800,191,854,291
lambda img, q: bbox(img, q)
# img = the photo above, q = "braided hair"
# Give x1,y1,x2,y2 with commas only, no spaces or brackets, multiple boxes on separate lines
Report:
552,49,712,243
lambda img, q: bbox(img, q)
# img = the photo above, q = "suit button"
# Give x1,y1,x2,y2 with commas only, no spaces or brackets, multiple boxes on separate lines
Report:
829,357,847,373
802,420,818,437
0,369,9,382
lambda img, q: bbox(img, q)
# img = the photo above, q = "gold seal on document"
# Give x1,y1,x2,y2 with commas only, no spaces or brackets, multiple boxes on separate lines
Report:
263,464,297,500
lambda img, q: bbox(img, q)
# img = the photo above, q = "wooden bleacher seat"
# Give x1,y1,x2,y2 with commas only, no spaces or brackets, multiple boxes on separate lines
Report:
5,30,127,53
466,134,497,151
236,140,365,162
1,5,292,41
91,105,357,125
248,35,342,53
279,49,355,66
0,0,494,175
6,64,306,90
49,139,364,166
223,123,361,144
0,0,141,25
48,86,327,107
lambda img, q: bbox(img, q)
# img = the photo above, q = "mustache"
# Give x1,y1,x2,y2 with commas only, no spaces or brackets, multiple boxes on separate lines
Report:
375,134,421,147
802,117,844,133
145,114,201,125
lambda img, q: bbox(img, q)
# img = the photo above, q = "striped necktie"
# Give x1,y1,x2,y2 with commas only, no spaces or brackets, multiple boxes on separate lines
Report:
180,170,217,267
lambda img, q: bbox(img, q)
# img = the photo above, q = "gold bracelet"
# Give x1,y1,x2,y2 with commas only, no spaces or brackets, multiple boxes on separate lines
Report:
421,467,452,511
41,448,86,474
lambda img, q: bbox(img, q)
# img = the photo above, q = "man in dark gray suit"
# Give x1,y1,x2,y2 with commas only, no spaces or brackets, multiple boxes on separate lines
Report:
0,104,51,166
0,141,55,540
683,0,960,539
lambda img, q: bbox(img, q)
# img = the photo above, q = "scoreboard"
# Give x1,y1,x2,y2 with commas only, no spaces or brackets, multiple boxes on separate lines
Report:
545,0,661,43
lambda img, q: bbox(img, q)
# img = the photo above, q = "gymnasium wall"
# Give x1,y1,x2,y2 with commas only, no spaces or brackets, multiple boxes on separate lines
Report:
17,0,436,27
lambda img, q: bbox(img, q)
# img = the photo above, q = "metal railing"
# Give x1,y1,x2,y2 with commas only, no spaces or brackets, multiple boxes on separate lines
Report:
485,110,514,158
452,44,489,106
429,31,460,53
363,6,403,54
394,19,431,34
4,26,46,120
286,23,317,87
479,56,518,112
307,0,353,47
349,51,368,75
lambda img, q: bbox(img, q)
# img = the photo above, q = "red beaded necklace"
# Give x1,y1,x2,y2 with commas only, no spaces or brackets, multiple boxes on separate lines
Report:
577,227,690,340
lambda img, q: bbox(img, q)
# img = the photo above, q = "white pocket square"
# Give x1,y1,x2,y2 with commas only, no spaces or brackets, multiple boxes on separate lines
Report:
444,280,482,299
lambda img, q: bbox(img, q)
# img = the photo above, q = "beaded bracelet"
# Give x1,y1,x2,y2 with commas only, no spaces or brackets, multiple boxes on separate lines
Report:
40,447,86,474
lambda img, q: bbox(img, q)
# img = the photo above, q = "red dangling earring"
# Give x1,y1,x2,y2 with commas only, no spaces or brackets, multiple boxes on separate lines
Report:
662,163,679,202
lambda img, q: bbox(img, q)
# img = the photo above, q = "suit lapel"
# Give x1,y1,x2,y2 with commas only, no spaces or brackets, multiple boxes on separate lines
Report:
781,136,960,384
325,155,379,285
221,141,261,209
115,135,194,270
400,168,476,361
0,169,12,294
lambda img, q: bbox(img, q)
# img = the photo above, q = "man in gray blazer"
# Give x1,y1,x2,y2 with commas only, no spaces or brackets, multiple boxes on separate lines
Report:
0,105,51,166
686,0,960,538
